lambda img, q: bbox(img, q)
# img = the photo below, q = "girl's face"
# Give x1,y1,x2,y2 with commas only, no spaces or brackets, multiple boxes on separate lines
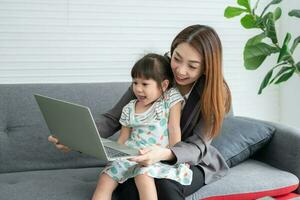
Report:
171,42,203,90
132,77,165,107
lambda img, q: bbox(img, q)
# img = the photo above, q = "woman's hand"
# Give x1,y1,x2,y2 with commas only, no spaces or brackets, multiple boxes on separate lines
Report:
129,146,175,167
48,135,72,153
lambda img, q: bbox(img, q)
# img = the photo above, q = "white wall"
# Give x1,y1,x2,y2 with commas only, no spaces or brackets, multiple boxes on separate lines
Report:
0,0,281,123
279,0,300,129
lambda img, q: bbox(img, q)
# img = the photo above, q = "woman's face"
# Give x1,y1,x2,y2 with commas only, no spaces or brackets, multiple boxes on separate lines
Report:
171,42,203,88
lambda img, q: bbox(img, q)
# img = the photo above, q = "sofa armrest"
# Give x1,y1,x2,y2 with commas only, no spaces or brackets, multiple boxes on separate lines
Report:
239,116,300,192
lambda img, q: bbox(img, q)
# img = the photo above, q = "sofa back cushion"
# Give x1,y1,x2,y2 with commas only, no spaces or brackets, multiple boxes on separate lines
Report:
0,82,130,173
212,116,275,168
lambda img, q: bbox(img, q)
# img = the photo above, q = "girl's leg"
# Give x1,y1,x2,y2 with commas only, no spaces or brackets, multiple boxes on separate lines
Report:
155,166,205,200
92,173,118,200
134,174,158,200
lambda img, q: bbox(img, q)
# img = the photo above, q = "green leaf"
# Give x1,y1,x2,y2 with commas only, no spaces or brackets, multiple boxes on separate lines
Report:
283,32,292,46
291,35,300,53
270,66,294,84
241,14,257,29
274,7,282,20
244,42,278,69
296,62,300,72
224,6,247,18
262,12,272,23
288,9,300,18
237,0,251,12
270,0,282,5
264,12,278,44
255,16,265,28
258,69,273,94
277,44,292,63
246,33,266,46
262,12,271,30
274,68,295,84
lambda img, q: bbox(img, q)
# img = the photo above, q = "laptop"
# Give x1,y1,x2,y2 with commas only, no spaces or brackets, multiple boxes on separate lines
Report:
34,94,139,161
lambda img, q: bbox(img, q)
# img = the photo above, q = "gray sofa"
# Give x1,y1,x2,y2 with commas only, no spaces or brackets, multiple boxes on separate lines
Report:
1,82,299,200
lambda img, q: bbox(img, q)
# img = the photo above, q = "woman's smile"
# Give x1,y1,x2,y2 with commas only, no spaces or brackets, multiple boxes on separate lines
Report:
174,75,188,83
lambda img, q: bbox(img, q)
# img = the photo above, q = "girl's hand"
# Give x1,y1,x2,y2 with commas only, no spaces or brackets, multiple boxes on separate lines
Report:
129,146,174,167
48,135,72,153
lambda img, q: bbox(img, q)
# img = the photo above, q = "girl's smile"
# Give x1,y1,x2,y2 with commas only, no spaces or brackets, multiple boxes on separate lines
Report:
136,95,146,102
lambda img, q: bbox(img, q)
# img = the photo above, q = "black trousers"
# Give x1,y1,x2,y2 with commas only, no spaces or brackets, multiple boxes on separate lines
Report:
112,166,205,200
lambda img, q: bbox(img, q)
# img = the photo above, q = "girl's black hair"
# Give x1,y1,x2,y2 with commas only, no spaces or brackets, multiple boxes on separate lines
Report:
131,53,173,89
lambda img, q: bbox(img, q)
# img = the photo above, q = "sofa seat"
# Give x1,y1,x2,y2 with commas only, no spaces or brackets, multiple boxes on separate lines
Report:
0,167,100,200
189,160,299,200
1,159,298,200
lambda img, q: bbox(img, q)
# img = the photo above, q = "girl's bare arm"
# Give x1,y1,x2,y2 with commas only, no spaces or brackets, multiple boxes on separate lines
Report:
168,102,182,147
117,126,131,144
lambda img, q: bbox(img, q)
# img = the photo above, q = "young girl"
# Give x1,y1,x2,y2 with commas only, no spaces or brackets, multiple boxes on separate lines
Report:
91,53,193,200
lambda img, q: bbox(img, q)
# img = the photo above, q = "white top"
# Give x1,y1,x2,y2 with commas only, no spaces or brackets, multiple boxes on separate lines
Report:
181,83,196,109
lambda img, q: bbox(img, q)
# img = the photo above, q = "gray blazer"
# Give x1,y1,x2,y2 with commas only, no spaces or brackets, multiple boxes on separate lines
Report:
96,77,229,184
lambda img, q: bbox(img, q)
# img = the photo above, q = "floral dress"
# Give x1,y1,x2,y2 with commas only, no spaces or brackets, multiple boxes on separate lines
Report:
103,88,193,185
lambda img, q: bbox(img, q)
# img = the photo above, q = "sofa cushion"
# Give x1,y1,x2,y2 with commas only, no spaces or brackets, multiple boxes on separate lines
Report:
186,159,299,200
212,116,275,167
0,167,100,200
0,124,107,173
273,193,300,200
1,160,298,200
0,83,130,173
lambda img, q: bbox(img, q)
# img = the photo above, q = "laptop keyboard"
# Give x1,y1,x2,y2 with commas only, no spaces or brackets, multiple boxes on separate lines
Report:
105,146,130,158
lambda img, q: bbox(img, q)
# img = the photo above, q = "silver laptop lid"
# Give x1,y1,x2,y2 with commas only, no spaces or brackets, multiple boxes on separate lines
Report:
34,94,110,161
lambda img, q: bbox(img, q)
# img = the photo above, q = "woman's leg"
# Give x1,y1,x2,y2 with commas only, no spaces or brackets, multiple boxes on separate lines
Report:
112,178,139,200
92,173,118,200
155,166,205,200
112,166,205,200
134,174,158,200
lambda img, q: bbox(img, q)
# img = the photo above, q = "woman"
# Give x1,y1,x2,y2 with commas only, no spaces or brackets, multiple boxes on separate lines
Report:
49,24,232,200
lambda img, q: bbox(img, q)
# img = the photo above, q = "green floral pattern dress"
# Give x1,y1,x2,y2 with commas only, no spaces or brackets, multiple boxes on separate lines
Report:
103,88,193,185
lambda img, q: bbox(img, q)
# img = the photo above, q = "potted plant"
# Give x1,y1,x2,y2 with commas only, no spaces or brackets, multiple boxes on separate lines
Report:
224,0,300,94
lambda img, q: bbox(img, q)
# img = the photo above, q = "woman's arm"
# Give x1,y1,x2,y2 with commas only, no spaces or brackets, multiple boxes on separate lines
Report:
168,102,182,147
170,118,211,165
130,146,175,167
117,126,131,144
